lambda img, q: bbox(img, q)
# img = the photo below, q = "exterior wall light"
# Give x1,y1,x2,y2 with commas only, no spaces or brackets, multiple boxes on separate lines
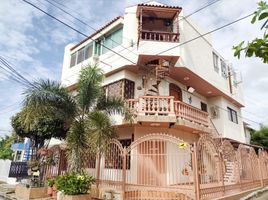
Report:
187,86,195,93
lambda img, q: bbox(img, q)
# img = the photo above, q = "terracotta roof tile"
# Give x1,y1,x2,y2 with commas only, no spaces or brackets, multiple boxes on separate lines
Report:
70,16,123,51
138,3,182,10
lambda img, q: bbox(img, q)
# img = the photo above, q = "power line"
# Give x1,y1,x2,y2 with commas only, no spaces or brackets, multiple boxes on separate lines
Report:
183,0,221,19
0,106,20,115
20,0,261,127
0,56,35,88
21,0,136,65
156,12,254,55
25,0,225,72
0,57,33,86
35,0,90,34
0,63,29,87
0,101,21,111
43,0,137,56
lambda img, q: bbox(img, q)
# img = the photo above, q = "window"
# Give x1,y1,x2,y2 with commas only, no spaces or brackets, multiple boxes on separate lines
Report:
201,102,208,112
213,52,219,72
84,44,93,59
104,79,135,99
124,79,135,99
69,42,94,67
94,41,101,56
70,53,77,67
227,107,238,124
102,28,123,54
221,59,227,78
77,48,85,64
15,151,22,161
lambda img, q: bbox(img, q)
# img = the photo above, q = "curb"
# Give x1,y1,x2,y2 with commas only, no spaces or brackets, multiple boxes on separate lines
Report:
240,187,268,200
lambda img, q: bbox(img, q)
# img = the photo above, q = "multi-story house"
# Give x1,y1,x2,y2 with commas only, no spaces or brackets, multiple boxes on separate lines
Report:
62,1,245,143
58,1,267,200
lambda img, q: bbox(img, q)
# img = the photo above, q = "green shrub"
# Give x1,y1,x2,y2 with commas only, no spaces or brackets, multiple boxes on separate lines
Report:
47,178,55,187
55,171,95,195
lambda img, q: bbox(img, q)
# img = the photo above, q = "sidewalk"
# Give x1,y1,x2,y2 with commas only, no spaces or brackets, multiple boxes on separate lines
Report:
251,191,268,200
0,183,16,200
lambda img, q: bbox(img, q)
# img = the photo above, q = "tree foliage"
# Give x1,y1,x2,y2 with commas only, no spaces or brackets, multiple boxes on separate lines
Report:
251,126,268,147
11,80,76,158
0,133,16,160
12,65,127,174
233,1,268,63
66,66,124,173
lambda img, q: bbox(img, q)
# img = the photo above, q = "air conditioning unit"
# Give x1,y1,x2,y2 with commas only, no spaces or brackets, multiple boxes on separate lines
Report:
233,70,243,86
210,106,220,119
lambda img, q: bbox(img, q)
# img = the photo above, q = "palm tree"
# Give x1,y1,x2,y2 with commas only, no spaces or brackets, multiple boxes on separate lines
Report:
13,80,77,160
66,66,125,173
16,65,126,173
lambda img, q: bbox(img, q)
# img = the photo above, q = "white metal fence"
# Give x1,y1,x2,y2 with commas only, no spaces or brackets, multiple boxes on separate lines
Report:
0,159,16,184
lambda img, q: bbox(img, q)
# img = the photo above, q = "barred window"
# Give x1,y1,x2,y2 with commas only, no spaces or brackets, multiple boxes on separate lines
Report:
104,79,135,100
227,107,238,124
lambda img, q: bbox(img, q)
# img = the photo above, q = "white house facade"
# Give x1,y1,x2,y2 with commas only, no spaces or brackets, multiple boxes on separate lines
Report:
61,1,245,143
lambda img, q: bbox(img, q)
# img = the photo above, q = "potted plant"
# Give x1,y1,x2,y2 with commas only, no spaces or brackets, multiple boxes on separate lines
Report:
47,178,55,196
55,171,95,200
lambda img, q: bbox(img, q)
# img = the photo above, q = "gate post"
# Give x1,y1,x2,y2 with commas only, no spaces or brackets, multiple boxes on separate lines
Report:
192,143,200,200
122,148,127,200
96,152,101,189
258,152,264,187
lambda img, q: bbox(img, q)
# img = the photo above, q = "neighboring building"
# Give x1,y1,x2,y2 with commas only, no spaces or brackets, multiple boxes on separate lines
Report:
61,1,245,143
11,138,31,162
243,122,254,144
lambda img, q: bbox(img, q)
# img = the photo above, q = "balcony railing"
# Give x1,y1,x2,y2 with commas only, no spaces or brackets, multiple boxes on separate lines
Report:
140,30,179,42
127,96,209,127
175,100,209,127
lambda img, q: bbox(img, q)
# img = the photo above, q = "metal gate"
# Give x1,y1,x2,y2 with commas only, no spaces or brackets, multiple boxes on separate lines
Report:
95,134,194,199
124,133,194,200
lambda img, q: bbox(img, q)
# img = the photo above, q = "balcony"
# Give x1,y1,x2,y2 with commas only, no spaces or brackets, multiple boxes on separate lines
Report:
140,30,179,43
127,96,209,128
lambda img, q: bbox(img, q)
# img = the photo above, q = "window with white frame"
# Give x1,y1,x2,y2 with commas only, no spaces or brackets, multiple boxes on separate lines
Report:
213,52,219,72
221,59,227,78
77,48,85,64
227,107,238,124
70,53,77,67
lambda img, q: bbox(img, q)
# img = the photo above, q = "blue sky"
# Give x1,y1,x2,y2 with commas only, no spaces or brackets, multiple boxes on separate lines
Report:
0,0,267,137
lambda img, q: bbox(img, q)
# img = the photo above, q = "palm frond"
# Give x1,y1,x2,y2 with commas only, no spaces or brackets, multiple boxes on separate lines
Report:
96,94,125,115
86,111,117,154
76,65,104,113
23,79,77,121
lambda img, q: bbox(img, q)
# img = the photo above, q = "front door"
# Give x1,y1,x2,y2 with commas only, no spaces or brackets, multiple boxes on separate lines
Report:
169,83,182,101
